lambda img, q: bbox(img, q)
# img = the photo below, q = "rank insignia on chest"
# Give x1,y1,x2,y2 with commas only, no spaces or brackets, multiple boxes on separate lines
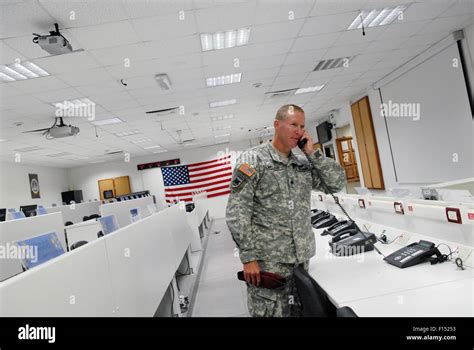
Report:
238,163,256,177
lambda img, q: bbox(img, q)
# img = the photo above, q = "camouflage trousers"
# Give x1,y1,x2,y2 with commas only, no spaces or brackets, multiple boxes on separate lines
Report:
247,260,309,317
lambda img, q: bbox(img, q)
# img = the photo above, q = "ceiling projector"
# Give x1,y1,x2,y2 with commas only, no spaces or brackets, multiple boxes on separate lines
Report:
48,125,80,138
33,23,72,55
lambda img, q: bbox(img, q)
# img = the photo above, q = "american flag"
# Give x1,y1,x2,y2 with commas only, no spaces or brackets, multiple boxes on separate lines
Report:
161,155,232,203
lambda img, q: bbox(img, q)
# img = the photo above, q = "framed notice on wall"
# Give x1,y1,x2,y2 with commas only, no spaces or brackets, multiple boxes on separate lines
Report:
29,174,40,198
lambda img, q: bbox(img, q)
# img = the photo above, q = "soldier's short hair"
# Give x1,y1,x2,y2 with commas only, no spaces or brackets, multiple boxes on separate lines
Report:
275,104,305,120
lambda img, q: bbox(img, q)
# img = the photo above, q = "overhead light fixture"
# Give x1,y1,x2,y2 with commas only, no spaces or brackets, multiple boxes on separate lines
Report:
115,130,141,137
213,125,232,131
13,146,43,153
131,138,153,144
215,139,229,145
155,73,172,90
200,27,251,51
143,145,162,150
214,133,231,138
211,114,234,121
295,85,325,94
206,73,242,87
210,99,237,108
153,150,167,154
91,118,123,126
0,61,49,82
347,5,409,30
46,152,71,157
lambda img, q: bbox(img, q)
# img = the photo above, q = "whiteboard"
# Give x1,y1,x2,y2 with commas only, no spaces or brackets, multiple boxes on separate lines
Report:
380,43,472,183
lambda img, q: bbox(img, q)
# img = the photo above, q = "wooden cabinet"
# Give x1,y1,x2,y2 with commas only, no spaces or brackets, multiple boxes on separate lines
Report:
351,96,384,189
98,176,131,200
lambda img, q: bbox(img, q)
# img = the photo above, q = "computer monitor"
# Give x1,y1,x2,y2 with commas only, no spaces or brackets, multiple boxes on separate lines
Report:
20,205,38,217
103,190,114,199
98,215,120,235
0,208,6,222
7,208,16,213
37,207,48,215
11,211,26,220
130,208,141,223
14,232,65,270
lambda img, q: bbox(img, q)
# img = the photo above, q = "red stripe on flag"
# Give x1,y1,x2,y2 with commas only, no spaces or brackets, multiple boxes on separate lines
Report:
164,178,231,193
190,167,231,178
165,184,230,198
189,161,231,172
207,190,231,198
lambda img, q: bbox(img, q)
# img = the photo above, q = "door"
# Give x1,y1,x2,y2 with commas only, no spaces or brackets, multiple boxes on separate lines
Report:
336,137,359,182
114,176,131,196
98,179,115,200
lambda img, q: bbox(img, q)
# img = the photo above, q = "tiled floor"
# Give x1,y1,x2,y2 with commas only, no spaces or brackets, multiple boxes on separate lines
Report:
190,218,250,317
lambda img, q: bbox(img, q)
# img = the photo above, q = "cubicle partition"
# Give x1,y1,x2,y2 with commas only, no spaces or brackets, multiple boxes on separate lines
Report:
100,197,154,228
0,212,65,281
45,201,100,225
0,204,192,317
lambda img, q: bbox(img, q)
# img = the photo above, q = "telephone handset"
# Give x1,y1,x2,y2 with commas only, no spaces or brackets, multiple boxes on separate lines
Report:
313,213,338,229
311,210,329,224
298,138,308,149
384,240,444,268
321,220,358,236
331,228,359,243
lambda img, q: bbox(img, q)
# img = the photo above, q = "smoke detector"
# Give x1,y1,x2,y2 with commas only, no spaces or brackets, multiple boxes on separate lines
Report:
155,73,172,90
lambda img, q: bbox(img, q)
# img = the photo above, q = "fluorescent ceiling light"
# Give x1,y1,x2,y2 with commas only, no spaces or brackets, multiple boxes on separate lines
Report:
215,139,229,145
143,145,162,150
210,99,236,108
115,130,141,137
213,125,232,131
91,118,123,126
131,138,153,144
13,146,42,153
46,152,71,157
211,114,234,121
200,27,251,51
206,73,242,87
294,85,325,94
153,150,167,154
214,133,231,138
347,5,408,30
0,61,49,82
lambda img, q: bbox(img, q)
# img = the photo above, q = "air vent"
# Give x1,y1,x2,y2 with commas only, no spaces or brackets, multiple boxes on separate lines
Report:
313,56,356,71
47,152,71,157
14,146,42,153
265,88,297,97
182,139,195,144
145,107,179,115
105,150,123,155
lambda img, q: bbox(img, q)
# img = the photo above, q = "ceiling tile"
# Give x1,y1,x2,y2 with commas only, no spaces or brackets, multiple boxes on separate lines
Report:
131,11,197,41
58,67,114,86
67,20,141,50
0,1,54,39
250,19,305,44
291,32,341,52
300,12,360,36
33,51,99,74
195,2,257,32
9,76,70,94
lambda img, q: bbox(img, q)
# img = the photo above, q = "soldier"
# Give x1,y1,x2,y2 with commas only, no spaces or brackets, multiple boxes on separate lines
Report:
226,104,346,317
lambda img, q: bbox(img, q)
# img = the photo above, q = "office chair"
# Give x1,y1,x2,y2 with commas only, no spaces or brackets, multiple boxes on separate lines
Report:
293,265,337,317
83,215,90,221
97,231,104,238
64,221,74,226
70,241,88,250
336,306,358,317
88,214,101,220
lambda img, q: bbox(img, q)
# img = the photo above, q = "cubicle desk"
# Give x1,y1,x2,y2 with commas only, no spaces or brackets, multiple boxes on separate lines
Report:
0,204,193,317
309,224,473,316
100,197,154,228
64,219,102,250
45,201,100,225
0,212,66,281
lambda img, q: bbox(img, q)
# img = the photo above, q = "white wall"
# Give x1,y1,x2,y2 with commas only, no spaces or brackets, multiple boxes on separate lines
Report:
0,162,69,209
67,140,252,219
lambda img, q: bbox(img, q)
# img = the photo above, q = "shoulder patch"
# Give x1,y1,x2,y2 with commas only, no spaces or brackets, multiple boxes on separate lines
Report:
238,163,256,177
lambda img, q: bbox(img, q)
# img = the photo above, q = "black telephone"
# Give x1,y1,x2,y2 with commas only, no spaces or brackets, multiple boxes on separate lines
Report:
313,213,338,228
298,138,308,149
329,231,377,256
383,240,444,268
321,220,358,236
311,210,329,224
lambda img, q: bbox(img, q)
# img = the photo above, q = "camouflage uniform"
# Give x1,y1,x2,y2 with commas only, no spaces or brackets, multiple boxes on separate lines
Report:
226,141,346,317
